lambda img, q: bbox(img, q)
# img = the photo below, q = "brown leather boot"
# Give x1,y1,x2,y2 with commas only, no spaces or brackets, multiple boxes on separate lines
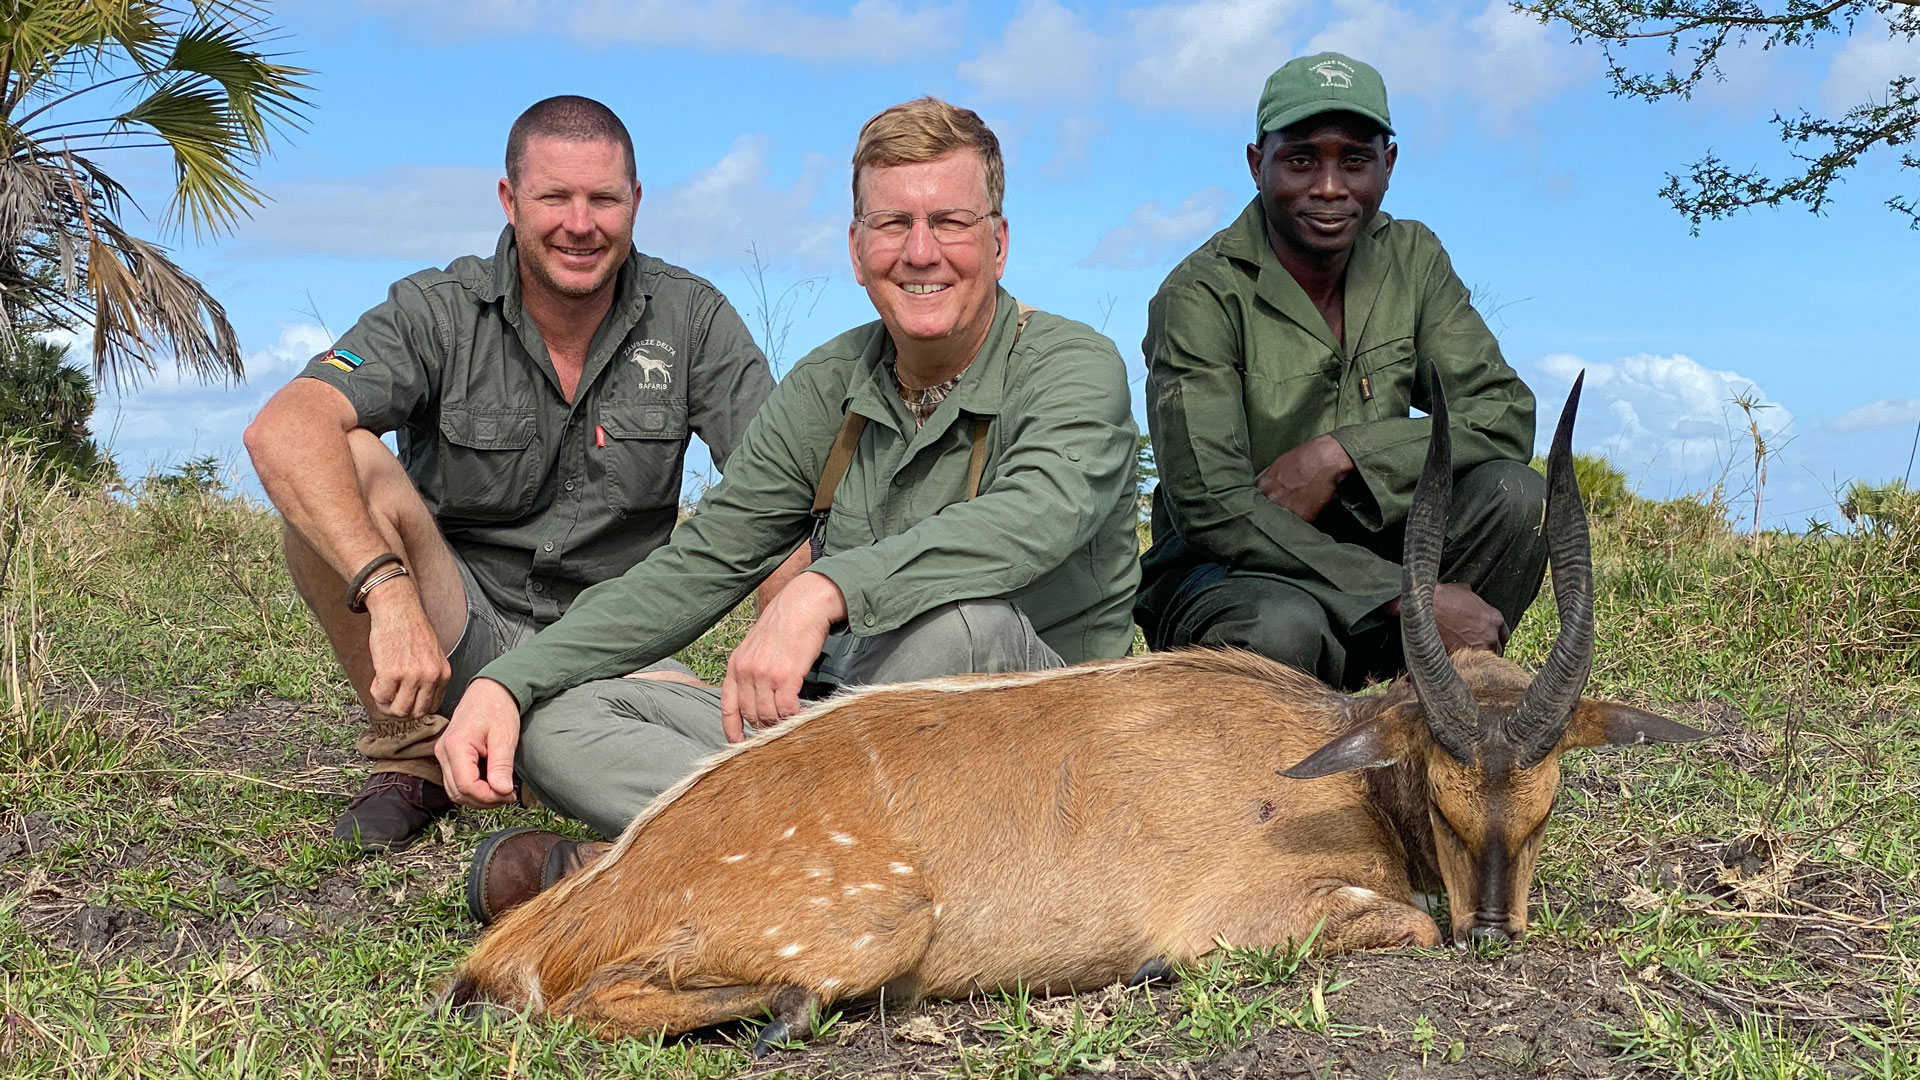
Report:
465,828,612,925
332,772,453,852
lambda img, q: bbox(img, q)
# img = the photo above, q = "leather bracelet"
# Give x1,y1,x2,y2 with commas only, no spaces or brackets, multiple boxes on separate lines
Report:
355,564,411,610
345,552,404,614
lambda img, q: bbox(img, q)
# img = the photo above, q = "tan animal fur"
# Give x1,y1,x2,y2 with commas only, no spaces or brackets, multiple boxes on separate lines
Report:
443,372,1708,1047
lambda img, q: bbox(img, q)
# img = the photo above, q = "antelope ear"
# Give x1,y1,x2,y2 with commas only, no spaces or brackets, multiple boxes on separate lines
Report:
1281,708,1423,780
1561,699,1712,749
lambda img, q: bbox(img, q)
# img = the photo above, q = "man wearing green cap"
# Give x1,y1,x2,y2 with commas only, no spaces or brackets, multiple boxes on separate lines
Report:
1135,51,1547,689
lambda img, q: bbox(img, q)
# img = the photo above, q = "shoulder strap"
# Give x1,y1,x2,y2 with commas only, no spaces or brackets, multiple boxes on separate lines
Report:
809,411,868,561
812,302,1042,558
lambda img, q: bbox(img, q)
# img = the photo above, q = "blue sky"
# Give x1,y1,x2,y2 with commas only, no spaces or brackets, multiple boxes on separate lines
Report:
86,0,1919,530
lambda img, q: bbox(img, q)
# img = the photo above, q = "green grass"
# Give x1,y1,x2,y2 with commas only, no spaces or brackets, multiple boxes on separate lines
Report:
3,448,1918,1079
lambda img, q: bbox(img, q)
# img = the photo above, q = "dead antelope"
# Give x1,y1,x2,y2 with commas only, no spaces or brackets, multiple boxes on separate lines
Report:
444,372,1707,1051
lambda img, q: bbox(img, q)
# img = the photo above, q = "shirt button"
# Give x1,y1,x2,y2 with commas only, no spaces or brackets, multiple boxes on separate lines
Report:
862,613,875,626
543,541,555,552
564,481,576,492
531,582,545,592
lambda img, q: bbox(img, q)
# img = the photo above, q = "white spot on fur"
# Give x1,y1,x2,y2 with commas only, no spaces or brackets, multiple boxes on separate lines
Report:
829,832,856,845
820,977,843,990
782,826,796,839
854,934,874,949
933,903,944,918
516,961,546,1011
723,853,747,864
762,925,782,937
858,882,883,892
889,862,915,874
810,896,831,907
1339,886,1379,902
778,943,803,957
683,889,693,902
805,868,825,879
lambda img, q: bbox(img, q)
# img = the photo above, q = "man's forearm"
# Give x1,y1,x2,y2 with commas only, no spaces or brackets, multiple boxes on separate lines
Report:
246,383,412,587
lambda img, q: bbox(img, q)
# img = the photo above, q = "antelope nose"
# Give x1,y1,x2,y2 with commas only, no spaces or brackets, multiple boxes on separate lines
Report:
1467,924,1512,945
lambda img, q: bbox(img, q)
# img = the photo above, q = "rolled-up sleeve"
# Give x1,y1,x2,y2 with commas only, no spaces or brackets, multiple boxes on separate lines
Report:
296,280,440,432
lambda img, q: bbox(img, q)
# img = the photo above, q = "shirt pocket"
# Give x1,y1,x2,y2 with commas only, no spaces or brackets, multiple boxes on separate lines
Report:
599,398,690,513
1352,335,1416,416
437,407,542,520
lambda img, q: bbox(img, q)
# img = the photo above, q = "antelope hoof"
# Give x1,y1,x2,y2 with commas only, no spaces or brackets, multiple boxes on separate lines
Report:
1127,957,1176,987
751,1019,793,1058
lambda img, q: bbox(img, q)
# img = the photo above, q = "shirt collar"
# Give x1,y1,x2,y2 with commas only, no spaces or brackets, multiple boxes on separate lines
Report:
1220,198,1392,355
478,225,649,324
844,286,1020,437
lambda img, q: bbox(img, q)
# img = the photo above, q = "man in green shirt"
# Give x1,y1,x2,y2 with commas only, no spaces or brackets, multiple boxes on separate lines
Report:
438,97,1139,923
1136,52,1547,690
244,97,774,853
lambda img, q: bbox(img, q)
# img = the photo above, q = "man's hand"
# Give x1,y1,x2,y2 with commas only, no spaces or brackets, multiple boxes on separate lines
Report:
1254,434,1355,524
1390,583,1509,655
364,583,452,719
720,571,847,743
436,677,522,808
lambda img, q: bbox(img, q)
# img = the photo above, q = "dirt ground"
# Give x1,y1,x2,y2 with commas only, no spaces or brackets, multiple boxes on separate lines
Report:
5,691,1908,1079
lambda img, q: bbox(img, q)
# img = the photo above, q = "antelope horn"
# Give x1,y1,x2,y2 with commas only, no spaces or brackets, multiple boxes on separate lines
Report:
1400,368,1478,764
1511,373,1594,766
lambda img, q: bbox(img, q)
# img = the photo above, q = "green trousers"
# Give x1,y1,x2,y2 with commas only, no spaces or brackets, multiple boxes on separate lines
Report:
1141,459,1549,691
515,599,1062,838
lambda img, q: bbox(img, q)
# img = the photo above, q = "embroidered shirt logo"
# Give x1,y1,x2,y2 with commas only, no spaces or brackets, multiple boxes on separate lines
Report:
625,339,676,386
1311,59,1356,89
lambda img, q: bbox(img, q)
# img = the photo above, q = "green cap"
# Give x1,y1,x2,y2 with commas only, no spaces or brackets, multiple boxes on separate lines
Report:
1255,52,1393,140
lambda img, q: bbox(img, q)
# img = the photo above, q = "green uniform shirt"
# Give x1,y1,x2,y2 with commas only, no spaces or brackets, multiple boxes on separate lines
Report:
1140,198,1535,634
482,289,1141,710
298,226,774,624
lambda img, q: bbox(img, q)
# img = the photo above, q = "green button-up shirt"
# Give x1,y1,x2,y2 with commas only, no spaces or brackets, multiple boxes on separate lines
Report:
482,289,1141,711
1140,198,1535,634
299,226,774,624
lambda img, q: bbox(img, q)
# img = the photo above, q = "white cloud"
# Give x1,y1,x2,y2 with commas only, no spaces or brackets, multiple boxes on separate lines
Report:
95,323,332,483
1831,396,1920,433
1458,2,1591,122
235,164,502,262
360,0,963,61
1821,21,1920,111
235,140,840,270
1117,0,1304,117
634,136,841,269
959,0,1107,106
1532,351,1793,497
1080,186,1236,269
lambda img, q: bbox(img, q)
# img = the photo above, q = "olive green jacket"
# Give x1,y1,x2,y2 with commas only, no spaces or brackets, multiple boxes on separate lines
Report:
481,289,1141,710
1139,198,1535,634
300,227,774,624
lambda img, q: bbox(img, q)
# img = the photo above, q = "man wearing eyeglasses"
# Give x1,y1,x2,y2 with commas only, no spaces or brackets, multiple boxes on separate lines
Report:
437,96,1139,924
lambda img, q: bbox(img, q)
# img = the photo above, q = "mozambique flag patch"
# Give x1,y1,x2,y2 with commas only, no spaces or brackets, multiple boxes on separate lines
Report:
321,349,366,373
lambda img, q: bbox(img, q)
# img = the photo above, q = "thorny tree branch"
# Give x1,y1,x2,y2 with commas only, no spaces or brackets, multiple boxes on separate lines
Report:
1514,0,1920,228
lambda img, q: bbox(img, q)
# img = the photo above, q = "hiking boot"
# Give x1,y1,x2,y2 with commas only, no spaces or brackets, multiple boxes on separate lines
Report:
332,772,453,852
465,827,612,925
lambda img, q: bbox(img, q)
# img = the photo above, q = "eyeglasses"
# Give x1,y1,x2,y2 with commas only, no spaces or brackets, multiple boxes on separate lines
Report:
853,208,998,243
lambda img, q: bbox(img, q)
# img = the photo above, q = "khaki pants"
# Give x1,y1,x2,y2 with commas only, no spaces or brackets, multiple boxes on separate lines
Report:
356,554,691,782
515,598,1062,839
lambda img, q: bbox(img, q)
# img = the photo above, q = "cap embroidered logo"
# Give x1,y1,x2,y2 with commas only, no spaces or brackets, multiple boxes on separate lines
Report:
1312,59,1355,88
